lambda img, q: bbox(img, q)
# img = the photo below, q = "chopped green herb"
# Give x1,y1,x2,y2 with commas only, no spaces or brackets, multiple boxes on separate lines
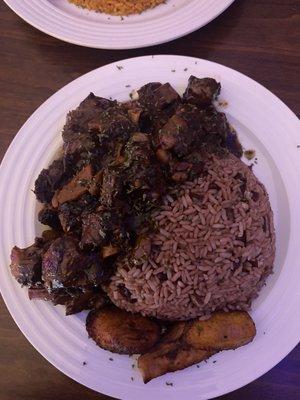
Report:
77,178,89,186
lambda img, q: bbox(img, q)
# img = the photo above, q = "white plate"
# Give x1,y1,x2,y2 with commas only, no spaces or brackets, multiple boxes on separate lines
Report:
0,55,300,400
3,0,235,49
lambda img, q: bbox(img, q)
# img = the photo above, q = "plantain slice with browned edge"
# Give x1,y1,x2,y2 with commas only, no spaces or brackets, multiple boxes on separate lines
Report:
86,306,161,355
138,322,215,383
138,311,256,383
186,311,256,351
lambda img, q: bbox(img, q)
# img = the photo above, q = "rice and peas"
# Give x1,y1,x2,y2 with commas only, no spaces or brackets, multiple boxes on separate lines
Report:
106,153,275,320
68,0,166,15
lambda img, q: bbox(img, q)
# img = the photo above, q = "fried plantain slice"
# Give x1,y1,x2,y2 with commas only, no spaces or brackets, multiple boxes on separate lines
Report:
186,311,256,351
138,311,256,382
138,322,215,383
86,306,161,355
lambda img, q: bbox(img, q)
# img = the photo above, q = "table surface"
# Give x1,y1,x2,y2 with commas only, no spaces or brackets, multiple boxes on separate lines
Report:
0,1,299,399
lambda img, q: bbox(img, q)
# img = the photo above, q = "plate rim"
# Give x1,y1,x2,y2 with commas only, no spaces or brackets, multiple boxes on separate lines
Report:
3,0,236,49
0,55,300,399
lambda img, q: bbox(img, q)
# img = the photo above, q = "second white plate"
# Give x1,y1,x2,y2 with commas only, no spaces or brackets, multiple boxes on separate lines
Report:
4,0,235,49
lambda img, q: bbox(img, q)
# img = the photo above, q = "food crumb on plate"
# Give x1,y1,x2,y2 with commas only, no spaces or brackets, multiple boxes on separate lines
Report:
82,361,87,366
109,357,114,361
166,382,173,386
244,149,256,160
218,100,228,107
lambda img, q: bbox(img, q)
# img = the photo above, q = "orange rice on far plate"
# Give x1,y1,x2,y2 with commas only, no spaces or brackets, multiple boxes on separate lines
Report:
68,0,166,15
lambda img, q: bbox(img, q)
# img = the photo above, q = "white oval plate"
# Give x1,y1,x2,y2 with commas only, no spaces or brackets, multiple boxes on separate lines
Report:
3,0,235,49
0,55,299,400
